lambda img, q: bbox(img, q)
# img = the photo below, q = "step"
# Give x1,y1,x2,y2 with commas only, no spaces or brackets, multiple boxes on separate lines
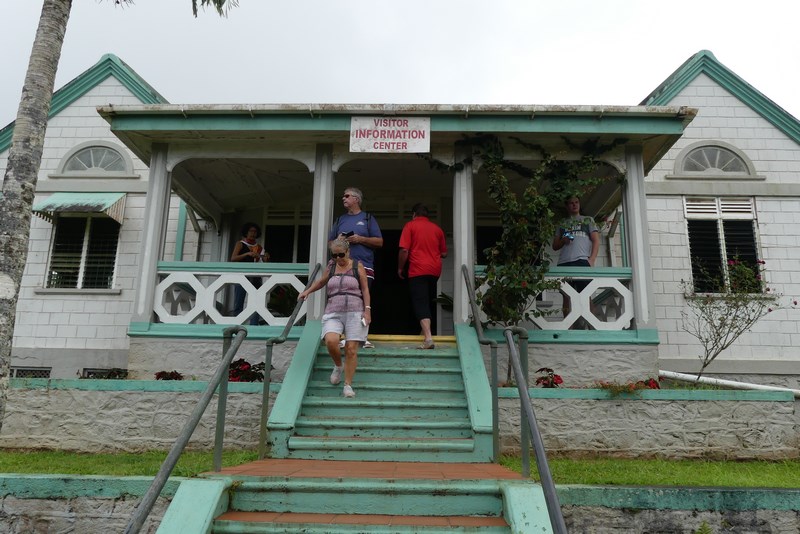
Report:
299,398,469,419
311,365,463,387
306,381,464,394
285,436,478,462
294,416,473,438
226,478,501,516
305,383,466,401
213,512,510,533
319,353,462,369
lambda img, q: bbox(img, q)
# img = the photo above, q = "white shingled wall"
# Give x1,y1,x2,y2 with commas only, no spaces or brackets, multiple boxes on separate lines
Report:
647,73,800,372
1,77,192,378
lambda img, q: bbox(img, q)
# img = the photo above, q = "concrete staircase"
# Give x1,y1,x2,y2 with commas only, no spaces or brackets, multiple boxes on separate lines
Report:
276,338,493,462
156,325,553,533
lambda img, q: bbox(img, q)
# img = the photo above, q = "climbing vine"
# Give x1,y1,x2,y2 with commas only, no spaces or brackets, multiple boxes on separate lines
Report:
426,135,625,326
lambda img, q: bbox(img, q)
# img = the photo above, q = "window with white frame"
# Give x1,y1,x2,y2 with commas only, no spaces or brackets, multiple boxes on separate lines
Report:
684,197,759,293
46,215,121,289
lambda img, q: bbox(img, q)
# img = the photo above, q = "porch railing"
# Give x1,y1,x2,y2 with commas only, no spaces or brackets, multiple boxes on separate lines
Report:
153,261,310,326
476,266,634,330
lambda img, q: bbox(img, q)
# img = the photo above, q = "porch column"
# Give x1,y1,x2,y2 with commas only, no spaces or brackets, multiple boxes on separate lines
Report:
308,144,335,320
452,145,475,323
132,144,171,323
623,145,657,330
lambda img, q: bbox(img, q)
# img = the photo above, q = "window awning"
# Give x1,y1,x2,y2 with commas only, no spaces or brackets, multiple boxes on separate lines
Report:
32,192,126,224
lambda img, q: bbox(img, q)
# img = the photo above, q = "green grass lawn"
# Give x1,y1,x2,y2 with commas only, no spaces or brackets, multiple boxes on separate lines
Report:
0,450,258,477
500,456,800,488
0,450,797,488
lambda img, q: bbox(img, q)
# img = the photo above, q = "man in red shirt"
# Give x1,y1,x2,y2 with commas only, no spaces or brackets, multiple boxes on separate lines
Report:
398,203,448,349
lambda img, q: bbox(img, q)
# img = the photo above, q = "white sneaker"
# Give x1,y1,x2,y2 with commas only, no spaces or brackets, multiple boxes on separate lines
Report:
343,384,355,398
339,339,346,349
363,340,374,349
330,366,343,385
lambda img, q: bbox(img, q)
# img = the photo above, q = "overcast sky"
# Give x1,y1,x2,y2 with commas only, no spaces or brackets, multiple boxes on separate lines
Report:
2,1,799,128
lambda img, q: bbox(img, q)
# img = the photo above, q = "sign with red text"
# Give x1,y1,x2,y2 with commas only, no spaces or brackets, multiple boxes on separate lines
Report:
350,117,431,153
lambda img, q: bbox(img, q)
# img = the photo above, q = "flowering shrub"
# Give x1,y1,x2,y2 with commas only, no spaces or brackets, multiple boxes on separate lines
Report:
534,367,563,388
682,257,782,379
155,370,184,380
229,358,265,382
595,377,660,397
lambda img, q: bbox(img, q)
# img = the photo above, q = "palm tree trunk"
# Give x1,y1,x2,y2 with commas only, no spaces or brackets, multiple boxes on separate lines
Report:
0,0,72,432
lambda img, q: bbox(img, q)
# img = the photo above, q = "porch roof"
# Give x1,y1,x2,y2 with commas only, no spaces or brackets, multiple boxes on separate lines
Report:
98,103,695,173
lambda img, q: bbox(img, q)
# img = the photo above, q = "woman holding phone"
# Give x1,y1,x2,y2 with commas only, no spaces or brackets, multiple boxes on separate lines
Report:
298,238,371,398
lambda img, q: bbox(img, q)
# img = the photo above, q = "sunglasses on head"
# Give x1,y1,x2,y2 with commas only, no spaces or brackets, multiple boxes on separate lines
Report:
331,252,347,259
342,194,352,198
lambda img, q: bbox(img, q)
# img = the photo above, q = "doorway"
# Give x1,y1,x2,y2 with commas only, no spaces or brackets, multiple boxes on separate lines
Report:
369,229,420,335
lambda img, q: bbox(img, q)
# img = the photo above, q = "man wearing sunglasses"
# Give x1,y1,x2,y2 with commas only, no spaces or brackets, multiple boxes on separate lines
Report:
329,187,383,347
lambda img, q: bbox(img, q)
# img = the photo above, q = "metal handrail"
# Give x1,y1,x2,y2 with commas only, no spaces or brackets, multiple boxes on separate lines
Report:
258,262,322,458
461,264,566,534
504,327,567,534
125,325,248,534
461,264,499,460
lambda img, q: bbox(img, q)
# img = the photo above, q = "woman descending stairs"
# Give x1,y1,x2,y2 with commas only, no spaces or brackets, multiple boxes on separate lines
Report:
156,328,555,533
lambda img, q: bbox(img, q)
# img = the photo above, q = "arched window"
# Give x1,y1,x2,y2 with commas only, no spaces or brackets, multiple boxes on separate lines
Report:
53,141,137,178
64,146,126,172
670,141,761,180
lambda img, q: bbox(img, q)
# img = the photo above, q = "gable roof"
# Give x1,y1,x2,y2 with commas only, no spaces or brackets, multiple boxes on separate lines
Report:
0,53,168,154
641,50,800,145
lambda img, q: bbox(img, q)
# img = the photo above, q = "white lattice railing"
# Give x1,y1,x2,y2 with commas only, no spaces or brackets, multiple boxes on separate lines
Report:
154,262,310,326
477,267,634,330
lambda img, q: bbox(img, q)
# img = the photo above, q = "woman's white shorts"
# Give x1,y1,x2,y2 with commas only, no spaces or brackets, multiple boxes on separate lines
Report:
321,311,368,343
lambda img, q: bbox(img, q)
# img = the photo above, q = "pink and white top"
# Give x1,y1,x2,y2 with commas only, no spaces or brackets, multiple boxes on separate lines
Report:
324,261,364,313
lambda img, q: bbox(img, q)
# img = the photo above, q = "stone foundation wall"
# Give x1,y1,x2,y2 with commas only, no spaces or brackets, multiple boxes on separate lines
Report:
499,391,799,459
0,381,268,453
0,495,168,534
3,381,796,459
0,476,178,534
484,343,660,388
127,338,298,381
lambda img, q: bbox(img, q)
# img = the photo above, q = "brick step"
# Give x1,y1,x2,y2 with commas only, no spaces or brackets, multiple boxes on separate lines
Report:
213,511,510,533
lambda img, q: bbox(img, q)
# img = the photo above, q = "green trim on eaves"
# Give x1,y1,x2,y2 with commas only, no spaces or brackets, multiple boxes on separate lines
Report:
642,50,800,145
107,113,688,136
0,53,168,153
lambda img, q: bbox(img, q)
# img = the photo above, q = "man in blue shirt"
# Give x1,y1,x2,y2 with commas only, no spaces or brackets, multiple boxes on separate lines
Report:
329,187,383,346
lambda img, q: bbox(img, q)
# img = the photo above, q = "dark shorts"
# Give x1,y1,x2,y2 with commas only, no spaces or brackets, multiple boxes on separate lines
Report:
558,259,590,293
408,275,438,321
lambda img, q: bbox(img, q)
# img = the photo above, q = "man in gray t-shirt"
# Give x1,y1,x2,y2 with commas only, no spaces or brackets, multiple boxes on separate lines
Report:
552,196,599,267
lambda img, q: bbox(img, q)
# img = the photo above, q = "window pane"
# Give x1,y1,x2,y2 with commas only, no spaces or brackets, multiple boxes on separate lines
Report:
64,147,126,173
47,218,86,288
723,219,758,266
82,218,120,289
687,219,723,292
682,146,748,174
